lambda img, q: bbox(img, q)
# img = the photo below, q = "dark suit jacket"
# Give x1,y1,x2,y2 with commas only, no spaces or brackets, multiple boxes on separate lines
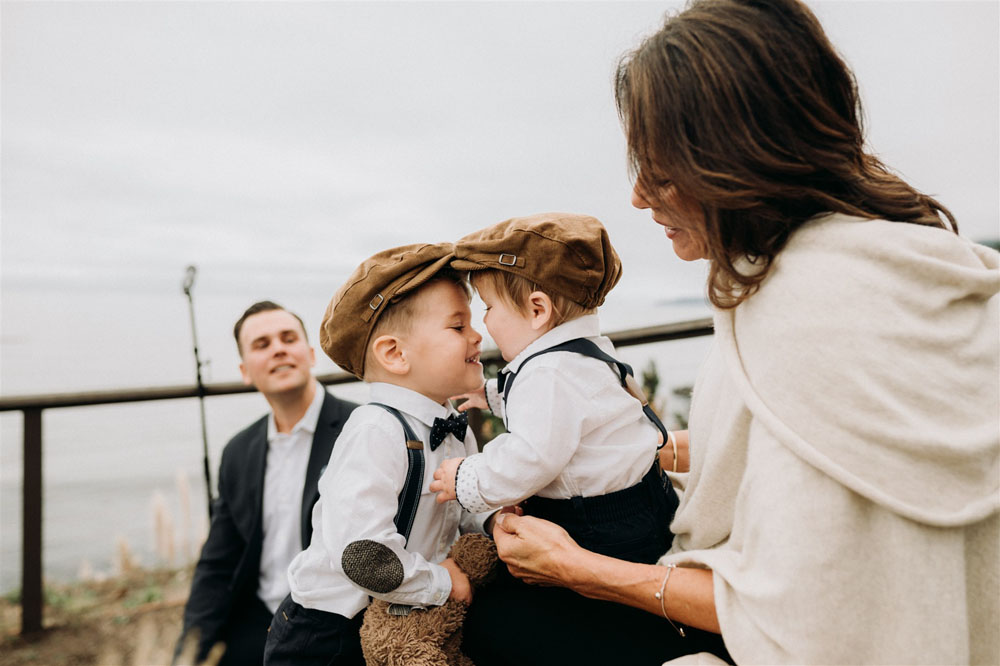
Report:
178,390,357,662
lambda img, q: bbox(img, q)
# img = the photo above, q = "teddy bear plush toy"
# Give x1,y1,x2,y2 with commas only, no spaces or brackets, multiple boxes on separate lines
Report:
359,533,500,666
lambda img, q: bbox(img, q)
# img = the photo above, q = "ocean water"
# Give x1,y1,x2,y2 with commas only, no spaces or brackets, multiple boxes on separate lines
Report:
0,289,712,594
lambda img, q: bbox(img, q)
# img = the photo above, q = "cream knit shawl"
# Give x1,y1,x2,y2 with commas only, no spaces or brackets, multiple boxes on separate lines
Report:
663,214,999,665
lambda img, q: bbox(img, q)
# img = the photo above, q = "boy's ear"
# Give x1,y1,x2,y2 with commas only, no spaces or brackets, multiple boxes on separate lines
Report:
526,291,554,331
371,334,409,376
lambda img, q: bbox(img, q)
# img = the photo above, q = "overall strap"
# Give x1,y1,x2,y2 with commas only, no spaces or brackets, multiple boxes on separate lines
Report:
368,402,424,545
498,338,669,446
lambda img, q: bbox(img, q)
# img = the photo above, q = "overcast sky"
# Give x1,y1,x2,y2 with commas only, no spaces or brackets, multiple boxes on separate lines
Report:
2,0,998,395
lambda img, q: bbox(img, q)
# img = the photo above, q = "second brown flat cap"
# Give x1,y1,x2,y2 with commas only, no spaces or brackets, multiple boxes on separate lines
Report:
320,242,455,379
451,212,622,309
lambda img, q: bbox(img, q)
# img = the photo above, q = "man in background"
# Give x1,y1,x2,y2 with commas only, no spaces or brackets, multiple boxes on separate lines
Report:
176,301,357,665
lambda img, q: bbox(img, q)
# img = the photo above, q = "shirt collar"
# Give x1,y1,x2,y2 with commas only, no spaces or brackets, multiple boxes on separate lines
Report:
267,380,325,442
368,382,457,428
503,313,602,374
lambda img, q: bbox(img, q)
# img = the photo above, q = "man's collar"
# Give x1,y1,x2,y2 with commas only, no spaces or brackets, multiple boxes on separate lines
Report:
503,313,602,374
267,380,324,442
368,382,456,428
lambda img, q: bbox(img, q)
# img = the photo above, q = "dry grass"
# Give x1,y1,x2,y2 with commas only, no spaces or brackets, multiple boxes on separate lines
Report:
0,468,214,665
0,566,197,666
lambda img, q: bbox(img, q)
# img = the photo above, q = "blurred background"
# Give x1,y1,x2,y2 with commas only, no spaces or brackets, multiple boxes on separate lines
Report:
2,0,998,599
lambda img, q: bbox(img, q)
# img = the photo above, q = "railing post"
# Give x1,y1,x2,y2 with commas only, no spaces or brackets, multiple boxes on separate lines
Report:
22,407,43,634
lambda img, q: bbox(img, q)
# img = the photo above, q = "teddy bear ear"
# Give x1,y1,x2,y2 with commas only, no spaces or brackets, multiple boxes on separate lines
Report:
449,534,499,586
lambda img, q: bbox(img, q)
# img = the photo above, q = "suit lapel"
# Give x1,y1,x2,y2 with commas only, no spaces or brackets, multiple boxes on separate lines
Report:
301,391,342,548
247,418,269,547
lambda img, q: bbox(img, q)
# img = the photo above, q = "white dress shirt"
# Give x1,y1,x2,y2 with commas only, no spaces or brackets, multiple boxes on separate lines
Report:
455,314,658,514
257,380,325,613
287,382,491,618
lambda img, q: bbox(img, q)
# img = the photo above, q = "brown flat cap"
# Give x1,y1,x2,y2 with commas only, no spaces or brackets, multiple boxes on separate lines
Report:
451,212,622,309
320,242,455,378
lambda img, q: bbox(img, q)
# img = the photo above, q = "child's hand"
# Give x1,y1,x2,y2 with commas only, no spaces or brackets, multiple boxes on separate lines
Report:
430,457,464,503
449,385,488,412
441,557,473,605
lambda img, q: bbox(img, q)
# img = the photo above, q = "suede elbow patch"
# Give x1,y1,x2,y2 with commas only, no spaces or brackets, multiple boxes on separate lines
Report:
341,540,404,593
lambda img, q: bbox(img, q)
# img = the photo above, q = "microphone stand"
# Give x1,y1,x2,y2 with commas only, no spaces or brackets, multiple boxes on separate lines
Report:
182,265,214,520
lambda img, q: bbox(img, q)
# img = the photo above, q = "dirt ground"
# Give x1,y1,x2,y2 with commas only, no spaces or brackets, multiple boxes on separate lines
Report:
0,567,197,666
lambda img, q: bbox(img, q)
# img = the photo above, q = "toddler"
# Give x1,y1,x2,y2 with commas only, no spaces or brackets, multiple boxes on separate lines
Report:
431,212,678,565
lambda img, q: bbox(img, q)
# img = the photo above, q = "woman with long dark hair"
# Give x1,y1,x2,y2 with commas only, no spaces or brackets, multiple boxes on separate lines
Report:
465,0,999,663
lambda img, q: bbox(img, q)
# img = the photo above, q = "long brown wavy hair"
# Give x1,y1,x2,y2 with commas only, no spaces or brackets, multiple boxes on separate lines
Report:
615,0,957,309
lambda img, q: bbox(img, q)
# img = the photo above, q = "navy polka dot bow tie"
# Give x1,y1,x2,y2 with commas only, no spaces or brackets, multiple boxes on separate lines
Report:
429,412,468,450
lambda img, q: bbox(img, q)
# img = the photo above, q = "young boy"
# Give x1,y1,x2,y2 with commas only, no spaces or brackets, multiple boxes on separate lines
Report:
430,212,678,566
263,242,495,666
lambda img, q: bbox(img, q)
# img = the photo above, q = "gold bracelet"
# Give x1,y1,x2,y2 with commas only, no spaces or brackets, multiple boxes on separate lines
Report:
654,563,686,637
667,431,679,474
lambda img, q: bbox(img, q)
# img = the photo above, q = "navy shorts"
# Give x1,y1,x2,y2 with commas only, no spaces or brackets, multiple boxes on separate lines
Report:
262,594,364,666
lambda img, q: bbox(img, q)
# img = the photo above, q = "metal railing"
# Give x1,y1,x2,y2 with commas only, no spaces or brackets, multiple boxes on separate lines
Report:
0,317,713,635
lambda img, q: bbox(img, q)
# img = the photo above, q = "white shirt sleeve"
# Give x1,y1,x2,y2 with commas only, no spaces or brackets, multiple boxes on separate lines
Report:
317,418,451,608
457,433,499,530
484,377,504,418
456,365,587,509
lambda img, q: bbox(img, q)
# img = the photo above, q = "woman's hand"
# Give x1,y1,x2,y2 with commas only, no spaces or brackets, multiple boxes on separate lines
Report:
492,513,584,587
483,504,523,534
494,514,721,632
